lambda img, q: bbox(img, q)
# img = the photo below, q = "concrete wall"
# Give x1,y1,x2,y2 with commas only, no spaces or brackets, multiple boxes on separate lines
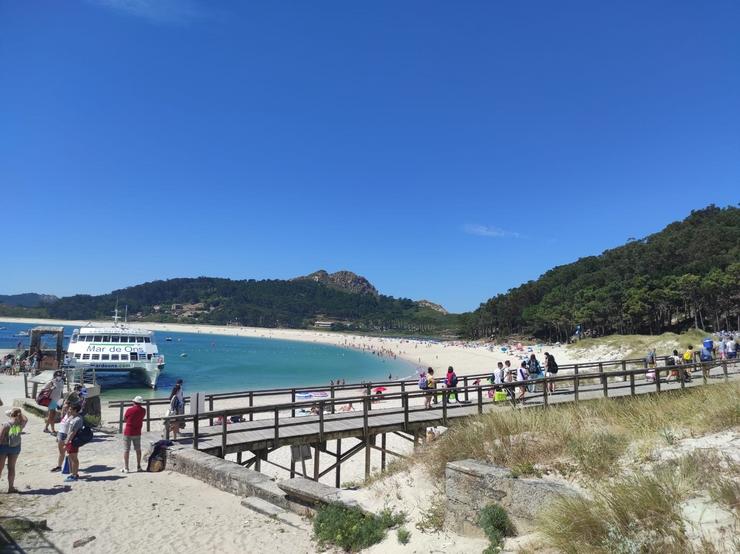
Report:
445,459,579,537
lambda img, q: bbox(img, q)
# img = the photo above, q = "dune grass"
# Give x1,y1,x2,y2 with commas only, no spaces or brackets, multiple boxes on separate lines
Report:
566,329,710,360
422,383,739,479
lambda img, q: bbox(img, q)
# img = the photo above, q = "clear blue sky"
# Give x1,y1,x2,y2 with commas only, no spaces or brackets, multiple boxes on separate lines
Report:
1,1,738,313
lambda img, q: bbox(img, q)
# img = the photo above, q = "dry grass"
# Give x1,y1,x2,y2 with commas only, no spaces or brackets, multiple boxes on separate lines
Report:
537,449,739,554
421,383,739,479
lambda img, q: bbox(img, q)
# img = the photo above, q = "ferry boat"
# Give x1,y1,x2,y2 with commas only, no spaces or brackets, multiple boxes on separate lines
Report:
66,310,165,388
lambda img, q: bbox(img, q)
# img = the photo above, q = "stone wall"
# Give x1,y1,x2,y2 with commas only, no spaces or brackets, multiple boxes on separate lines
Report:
167,447,311,515
445,459,579,537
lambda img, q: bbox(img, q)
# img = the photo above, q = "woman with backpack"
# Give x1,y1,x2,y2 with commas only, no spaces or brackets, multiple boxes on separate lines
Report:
168,383,184,439
0,408,28,493
517,362,529,403
544,352,558,393
42,371,65,435
64,404,84,482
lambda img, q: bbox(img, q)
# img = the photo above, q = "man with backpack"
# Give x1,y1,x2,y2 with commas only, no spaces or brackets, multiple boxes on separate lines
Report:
421,368,436,409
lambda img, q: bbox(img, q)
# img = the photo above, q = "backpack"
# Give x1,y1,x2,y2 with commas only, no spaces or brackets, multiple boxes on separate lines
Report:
418,375,428,390
449,374,458,387
7,424,21,448
36,387,52,407
71,424,93,448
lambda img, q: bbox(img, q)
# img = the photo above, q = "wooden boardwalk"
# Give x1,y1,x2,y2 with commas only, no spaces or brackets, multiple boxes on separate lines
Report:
159,357,740,484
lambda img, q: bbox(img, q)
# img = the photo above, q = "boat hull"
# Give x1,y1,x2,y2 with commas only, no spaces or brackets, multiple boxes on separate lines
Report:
67,360,164,389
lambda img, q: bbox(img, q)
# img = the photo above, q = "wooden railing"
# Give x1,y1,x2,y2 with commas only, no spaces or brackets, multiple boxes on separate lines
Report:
158,358,739,456
108,354,679,431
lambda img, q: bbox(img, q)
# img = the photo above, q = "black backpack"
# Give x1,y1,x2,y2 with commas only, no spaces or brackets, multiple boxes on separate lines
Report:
71,424,93,448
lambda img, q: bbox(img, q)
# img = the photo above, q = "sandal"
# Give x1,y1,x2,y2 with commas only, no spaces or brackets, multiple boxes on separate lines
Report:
50,466,61,472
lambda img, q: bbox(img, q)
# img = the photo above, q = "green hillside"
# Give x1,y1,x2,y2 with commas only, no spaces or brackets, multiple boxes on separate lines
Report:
460,205,740,341
2,275,457,336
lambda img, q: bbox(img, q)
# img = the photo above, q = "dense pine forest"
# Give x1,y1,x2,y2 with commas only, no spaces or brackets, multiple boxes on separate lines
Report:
459,205,740,341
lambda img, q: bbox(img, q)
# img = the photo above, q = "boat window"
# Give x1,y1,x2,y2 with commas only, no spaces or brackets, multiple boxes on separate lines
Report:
93,336,102,342
91,354,100,360
136,337,144,343
147,354,152,360
101,354,110,360
118,336,127,343
74,353,81,359
102,336,109,342
111,336,119,342
111,354,119,360
82,354,90,360
120,354,129,360
130,353,138,361
71,334,77,343
144,337,151,343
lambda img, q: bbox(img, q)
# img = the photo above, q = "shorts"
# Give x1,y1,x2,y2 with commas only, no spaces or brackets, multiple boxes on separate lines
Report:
58,432,68,444
65,442,79,454
123,435,141,452
0,445,21,456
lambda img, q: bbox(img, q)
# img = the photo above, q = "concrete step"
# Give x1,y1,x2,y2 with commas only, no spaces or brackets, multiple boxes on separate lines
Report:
241,497,307,529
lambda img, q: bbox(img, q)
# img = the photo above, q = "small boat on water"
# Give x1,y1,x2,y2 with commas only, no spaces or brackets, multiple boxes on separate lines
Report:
180,353,188,358
165,337,173,342
16,330,29,337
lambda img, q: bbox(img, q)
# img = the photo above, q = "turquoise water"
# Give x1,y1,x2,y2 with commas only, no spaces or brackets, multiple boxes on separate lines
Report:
0,321,416,400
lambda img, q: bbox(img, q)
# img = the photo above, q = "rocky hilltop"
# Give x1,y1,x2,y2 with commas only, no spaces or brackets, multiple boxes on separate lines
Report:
417,299,449,314
294,270,379,297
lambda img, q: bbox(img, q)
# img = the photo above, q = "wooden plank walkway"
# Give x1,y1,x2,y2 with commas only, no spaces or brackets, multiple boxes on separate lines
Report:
158,358,739,481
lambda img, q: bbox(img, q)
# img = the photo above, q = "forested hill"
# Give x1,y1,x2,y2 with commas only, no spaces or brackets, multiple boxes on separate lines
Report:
460,205,740,341
10,276,456,335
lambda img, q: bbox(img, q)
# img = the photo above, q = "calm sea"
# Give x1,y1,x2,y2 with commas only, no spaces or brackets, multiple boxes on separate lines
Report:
0,321,416,400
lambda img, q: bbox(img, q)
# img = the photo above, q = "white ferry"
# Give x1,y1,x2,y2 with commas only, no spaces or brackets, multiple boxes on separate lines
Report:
66,311,165,388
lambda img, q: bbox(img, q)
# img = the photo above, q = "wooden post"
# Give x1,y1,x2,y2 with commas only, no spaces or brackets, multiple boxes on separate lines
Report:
237,451,242,464
403,392,409,432
599,362,607,398
220,416,227,458
363,396,369,439
509,383,517,408
477,386,483,414
193,412,199,450
543,377,549,407
145,400,151,432
463,376,469,402
330,385,335,414
722,361,728,382
23,373,28,398
701,362,707,385
335,439,342,487
314,445,320,481
400,381,406,395
255,451,261,472
655,365,661,393
573,365,579,403
365,435,372,480
629,372,635,396
274,408,280,443
165,418,170,441
442,392,448,425
291,389,296,417
118,403,124,433
381,433,387,471
319,402,325,443
208,395,214,426
249,393,254,421
366,384,372,411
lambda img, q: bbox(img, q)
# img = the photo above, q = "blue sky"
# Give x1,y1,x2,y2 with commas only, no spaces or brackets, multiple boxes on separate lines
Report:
1,1,738,313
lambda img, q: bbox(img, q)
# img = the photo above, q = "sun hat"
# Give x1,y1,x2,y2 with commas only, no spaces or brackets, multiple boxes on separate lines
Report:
132,396,144,404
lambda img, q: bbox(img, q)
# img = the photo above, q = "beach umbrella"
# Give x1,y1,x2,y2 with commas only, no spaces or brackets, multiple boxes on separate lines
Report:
373,387,387,393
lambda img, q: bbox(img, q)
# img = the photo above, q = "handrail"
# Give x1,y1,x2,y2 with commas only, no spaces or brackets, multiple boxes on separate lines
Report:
156,358,739,454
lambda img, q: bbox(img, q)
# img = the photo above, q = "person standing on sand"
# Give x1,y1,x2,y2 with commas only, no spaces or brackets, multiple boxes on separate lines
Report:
122,396,146,473
544,352,558,393
0,408,28,493
168,384,183,440
43,371,65,435
64,404,83,482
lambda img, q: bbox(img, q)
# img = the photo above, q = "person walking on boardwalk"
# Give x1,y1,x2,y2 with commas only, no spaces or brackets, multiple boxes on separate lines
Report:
544,352,558,393
122,396,146,473
0,408,28,493
516,362,529,403
64,404,83,482
445,366,459,403
423,369,436,409
168,384,183,440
